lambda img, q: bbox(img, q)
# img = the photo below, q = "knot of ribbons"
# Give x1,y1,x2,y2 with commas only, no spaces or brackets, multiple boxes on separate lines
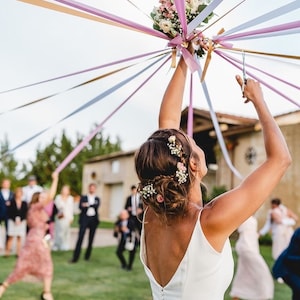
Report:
165,0,224,79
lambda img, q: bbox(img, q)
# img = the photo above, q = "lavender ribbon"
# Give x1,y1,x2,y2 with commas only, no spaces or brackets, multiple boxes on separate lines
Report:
55,55,171,173
215,50,300,108
216,0,300,38
4,55,168,156
0,49,168,94
197,65,243,179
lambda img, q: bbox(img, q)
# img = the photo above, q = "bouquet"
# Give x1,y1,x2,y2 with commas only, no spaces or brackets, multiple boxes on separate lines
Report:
151,0,213,57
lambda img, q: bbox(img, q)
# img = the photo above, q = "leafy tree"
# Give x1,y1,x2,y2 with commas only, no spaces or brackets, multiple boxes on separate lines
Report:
0,135,26,189
28,128,121,195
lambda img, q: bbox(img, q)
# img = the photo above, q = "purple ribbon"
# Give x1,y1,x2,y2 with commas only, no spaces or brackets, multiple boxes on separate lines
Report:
187,73,194,137
55,55,171,173
215,50,300,108
54,0,168,40
216,21,300,42
0,49,168,94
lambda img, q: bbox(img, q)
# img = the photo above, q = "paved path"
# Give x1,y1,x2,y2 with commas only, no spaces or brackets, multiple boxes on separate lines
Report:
70,228,117,249
0,227,117,255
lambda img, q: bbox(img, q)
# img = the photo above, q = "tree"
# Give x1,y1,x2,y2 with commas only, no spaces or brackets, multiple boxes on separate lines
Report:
28,128,121,195
0,135,26,189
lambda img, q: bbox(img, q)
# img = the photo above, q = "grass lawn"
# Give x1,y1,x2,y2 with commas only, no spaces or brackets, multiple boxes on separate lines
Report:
0,241,292,299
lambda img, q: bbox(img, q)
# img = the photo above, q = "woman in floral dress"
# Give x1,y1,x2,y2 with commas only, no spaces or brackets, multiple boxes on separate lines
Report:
0,172,59,300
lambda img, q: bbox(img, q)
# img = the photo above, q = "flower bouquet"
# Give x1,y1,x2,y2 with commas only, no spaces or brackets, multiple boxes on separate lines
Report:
151,0,213,57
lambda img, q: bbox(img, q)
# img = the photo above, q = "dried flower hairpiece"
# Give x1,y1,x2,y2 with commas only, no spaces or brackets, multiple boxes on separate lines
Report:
140,184,157,199
167,135,182,157
167,135,188,184
176,162,188,184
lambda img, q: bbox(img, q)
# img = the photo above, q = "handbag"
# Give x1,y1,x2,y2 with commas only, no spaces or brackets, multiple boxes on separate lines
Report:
125,239,135,251
125,233,135,251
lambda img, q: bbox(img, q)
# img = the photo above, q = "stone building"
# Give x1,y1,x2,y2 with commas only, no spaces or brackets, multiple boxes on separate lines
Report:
83,108,300,227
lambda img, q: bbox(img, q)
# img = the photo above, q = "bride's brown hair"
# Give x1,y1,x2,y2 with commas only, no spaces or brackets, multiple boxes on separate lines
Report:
135,129,199,221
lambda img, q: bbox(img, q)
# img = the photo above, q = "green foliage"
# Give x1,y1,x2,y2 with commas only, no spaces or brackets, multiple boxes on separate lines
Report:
203,184,228,205
0,242,291,299
0,135,26,189
0,127,121,194
259,233,273,246
29,128,121,194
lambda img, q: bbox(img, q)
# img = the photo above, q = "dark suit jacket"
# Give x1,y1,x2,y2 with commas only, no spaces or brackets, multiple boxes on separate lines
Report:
7,200,28,221
124,195,143,217
273,228,300,280
78,194,100,224
0,190,14,222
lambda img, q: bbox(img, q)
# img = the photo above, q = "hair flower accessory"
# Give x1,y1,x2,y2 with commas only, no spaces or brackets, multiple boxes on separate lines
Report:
167,135,182,157
176,162,188,184
140,184,157,199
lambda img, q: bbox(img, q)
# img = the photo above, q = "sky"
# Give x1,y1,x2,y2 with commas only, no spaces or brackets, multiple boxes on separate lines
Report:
0,0,299,167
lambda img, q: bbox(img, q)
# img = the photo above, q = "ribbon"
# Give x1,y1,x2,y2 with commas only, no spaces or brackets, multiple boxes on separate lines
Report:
197,65,243,179
219,47,300,61
55,55,171,173
4,55,168,156
18,0,168,40
216,50,300,90
0,49,169,94
187,73,194,137
0,65,136,116
174,0,187,38
53,0,169,39
168,0,224,72
200,39,213,82
216,21,300,42
215,50,300,108
216,0,300,38
187,0,224,36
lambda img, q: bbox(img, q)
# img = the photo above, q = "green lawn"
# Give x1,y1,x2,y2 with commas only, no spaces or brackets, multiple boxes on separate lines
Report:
0,241,292,299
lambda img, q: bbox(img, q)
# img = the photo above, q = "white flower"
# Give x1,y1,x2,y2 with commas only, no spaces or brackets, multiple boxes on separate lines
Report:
168,135,176,143
187,0,201,14
140,184,157,199
159,20,173,34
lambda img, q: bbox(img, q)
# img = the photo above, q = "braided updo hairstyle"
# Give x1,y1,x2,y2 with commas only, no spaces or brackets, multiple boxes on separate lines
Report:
135,129,198,222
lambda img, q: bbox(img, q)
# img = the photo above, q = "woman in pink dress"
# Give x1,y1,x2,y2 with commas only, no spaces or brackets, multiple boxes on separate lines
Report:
0,172,59,300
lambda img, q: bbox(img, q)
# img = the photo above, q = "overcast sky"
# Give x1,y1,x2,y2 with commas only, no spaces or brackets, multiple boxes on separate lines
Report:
0,0,299,166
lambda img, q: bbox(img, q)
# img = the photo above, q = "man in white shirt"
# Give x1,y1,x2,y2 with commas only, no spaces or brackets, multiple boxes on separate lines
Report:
22,175,43,204
125,185,143,237
69,183,100,263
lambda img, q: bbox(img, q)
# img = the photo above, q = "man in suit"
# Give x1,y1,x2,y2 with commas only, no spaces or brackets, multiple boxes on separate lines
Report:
0,179,14,248
124,185,143,238
273,227,300,300
69,183,100,263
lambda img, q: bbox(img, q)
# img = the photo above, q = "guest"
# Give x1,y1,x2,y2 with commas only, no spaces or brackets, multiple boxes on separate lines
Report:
0,179,14,246
5,188,28,257
53,185,74,251
22,175,43,204
124,185,143,237
260,198,298,259
44,198,57,243
114,209,137,271
134,43,291,299
0,172,59,300
273,227,300,300
69,183,100,263
230,216,274,300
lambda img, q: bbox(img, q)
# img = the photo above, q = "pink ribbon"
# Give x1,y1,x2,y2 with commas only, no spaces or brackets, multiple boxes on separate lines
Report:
54,0,168,40
55,55,171,173
187,73,194,137
215,50,300,108
174,0,187,38
215,21,300,42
